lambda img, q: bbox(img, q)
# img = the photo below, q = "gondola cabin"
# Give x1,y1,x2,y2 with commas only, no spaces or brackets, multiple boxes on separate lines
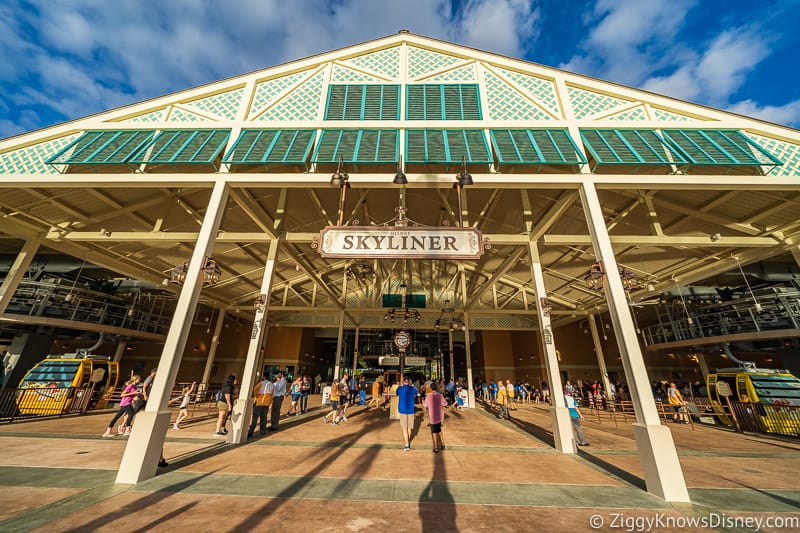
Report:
16,355,119,415
707,367,800,436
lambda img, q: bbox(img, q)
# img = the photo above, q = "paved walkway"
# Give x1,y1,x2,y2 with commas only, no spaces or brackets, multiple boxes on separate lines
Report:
0,397,798,532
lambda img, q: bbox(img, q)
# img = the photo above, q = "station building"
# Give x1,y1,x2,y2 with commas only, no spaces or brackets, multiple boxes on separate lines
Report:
1,31,799,502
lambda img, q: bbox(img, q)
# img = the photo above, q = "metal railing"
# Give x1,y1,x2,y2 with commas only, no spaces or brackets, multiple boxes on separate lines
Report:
4,280,175,335
0,385,95,423
641,287,800,346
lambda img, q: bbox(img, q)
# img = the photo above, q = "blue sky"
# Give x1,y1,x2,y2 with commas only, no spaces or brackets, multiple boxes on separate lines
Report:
1,0,799,139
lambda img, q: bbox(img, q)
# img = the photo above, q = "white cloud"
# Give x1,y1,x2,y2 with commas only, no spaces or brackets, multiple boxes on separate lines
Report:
726,99,800,128
458,0,541,57
693,29,770,103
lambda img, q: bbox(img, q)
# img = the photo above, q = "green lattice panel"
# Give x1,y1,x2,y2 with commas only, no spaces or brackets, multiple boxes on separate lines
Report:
408,46,462,80
345,46,400,80
249,70,314,119
331,64,384,83
497,68,560,117
484,70,552,121
167,107,207,123
745,133,800,177
124,109,166,123
184,88,245,120
567,86,630,120
425,64,476,83
0,134,80,174
607,106,648,121
652,108,694,122
257,70,325,122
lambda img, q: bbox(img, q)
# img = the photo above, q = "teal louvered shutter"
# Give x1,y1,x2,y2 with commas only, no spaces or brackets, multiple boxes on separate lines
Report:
661,130,781,165
406,86,426,120
49,130,154,165
131,130,230,164
580,129,683,166
325,85,346,120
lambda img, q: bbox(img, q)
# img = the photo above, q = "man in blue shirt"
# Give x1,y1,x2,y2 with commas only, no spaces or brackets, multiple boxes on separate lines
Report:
396,375,418,451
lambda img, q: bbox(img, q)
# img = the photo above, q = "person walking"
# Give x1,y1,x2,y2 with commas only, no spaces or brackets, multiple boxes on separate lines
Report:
248,372,274,438
423,382,448,453
321,375,340,424
300,375,311,414
496,380,511,420
170,381,196,430
214,375,236,436
286,376,302,417
133,368,157,415
102,375,140,437
565,387,590,447
396,375,419,451
270,371,287,431
667,382,688,423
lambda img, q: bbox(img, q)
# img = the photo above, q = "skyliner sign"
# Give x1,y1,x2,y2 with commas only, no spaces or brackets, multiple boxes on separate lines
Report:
315,226,487,259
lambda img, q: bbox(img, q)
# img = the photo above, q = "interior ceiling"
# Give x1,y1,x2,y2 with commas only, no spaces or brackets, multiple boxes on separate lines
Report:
2,182,799,329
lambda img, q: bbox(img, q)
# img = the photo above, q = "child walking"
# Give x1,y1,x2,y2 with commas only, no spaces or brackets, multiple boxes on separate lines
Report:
170,381,196,429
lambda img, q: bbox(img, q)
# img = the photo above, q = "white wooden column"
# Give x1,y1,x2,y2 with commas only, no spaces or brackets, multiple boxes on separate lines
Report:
528,240,572,453
230,239,279,443
448,329,455,382
200,309,227,396
0,239,39,317
458,264,475,407
116,180,229,484
351,326,360,380
588,314,614,400
580,180,689,502
333,274,347,380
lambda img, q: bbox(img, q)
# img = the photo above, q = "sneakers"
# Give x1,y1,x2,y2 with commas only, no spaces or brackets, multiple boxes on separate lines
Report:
157,459,169,468
172,424,180,430
403,444,411,451
578,442,591,447
102,433,114,438
341,415,348,422
123,429,131,436
213,431,226,436
117,425,125,435
221,429,228,435
322,416,328,424
440,444,446,450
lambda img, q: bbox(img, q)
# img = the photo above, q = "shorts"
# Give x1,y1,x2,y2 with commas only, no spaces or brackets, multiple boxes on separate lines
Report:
329,400,339,409
398,413,414,429
673,405,683,413
216,401,229,412
291,393,301,402
430,422,442,434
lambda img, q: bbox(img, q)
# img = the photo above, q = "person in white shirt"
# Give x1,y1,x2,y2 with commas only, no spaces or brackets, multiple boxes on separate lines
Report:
564,388,590,447
270,371,287,431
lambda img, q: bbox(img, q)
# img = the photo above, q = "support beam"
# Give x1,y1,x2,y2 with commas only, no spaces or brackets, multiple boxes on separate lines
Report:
580,180,689,502
115,180,229,485
528,240,572,453
458,264,475,407
588,314,613,400
0,239,40,317
230,239,279,444
201,309,227,395
543,235,780,247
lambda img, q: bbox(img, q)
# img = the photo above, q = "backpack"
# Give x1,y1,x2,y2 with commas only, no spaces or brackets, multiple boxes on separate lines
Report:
215,388,224,402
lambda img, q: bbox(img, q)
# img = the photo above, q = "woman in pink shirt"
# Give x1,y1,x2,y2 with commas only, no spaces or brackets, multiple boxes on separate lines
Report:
423,382,448,452
102,375,141,437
